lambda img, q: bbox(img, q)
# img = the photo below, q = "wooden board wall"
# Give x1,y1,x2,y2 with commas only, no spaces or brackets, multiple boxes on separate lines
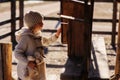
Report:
61,1,92,58
61,1,85,44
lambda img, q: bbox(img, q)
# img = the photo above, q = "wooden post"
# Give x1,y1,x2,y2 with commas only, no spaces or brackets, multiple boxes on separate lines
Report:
111,0,117,47
19,0,24,29
0,42,12,80
83,0,93,79
111,9,120,80
115,10,120,76
60,0,93,80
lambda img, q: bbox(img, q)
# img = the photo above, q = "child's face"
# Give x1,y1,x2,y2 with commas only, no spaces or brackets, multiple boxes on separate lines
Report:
38,22,43,30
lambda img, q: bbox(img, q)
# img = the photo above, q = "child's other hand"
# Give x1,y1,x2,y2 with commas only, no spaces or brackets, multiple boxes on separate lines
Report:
28,61,36,69
55,27,61,37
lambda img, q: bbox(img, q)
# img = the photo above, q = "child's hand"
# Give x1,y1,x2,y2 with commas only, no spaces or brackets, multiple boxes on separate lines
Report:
28,61,36,69
55,27,61,37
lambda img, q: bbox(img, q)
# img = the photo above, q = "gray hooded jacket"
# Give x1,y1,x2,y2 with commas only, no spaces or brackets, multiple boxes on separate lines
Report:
14,27,58,80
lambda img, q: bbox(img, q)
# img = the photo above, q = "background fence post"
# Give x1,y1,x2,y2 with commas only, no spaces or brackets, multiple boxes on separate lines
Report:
115,10,120,76
19,0,24,29
11,0,16,48
0,42,12,80
111,0,117,47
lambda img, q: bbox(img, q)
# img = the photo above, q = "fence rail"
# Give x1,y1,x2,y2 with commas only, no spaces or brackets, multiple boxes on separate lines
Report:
0,0,119,48
0,17,19,26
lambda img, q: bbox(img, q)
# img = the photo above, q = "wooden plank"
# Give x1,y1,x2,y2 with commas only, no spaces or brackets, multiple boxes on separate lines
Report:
61,1,74,44
89,37,110,79
61,1,93,80
0,42,12,80
111,0,117,47
3,42,12,80
61,1,85,44
115,10,120,75
61,0,92,58
68,20,85,57
0,45,3,80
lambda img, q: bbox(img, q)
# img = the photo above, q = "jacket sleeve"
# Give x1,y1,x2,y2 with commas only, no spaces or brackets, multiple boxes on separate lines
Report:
14,36,29,66
42,34,58,46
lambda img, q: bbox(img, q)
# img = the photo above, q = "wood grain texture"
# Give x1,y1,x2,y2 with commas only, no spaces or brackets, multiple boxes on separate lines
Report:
0,42,12,80
115,11,120,75
90,37,110,79
0,45,3,80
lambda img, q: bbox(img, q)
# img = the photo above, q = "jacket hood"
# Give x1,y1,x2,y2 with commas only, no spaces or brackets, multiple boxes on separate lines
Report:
15,27,41,43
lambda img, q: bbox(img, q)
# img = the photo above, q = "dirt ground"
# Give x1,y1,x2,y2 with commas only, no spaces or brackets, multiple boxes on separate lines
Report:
0,1,120,80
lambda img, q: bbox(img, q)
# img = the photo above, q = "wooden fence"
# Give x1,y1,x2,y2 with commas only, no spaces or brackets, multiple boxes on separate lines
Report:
0,42,12,80
0,0,24,47
0,0,119,79
0,0,119,48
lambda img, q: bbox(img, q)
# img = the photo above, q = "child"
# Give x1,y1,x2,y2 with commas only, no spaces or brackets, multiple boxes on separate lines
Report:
14,11,61,80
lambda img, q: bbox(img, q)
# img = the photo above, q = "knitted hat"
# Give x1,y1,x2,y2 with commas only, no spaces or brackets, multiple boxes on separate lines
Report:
24,11,43,28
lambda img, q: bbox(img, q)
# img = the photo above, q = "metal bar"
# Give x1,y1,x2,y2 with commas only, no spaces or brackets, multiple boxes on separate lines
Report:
0,0,9,3
0,17,19,26
111,0,117,47
117,0,120,2
59,14,84,22
1,17,118,24
0,17,118,24
11,0,16,46
44,17,60,21
60,0,65,44
42,29,57,33
0,19,11,26
0,28,20,40
0,32,11,40
93,19,119,22
92,31,118,35
19,0,24,29
79,0,113,2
